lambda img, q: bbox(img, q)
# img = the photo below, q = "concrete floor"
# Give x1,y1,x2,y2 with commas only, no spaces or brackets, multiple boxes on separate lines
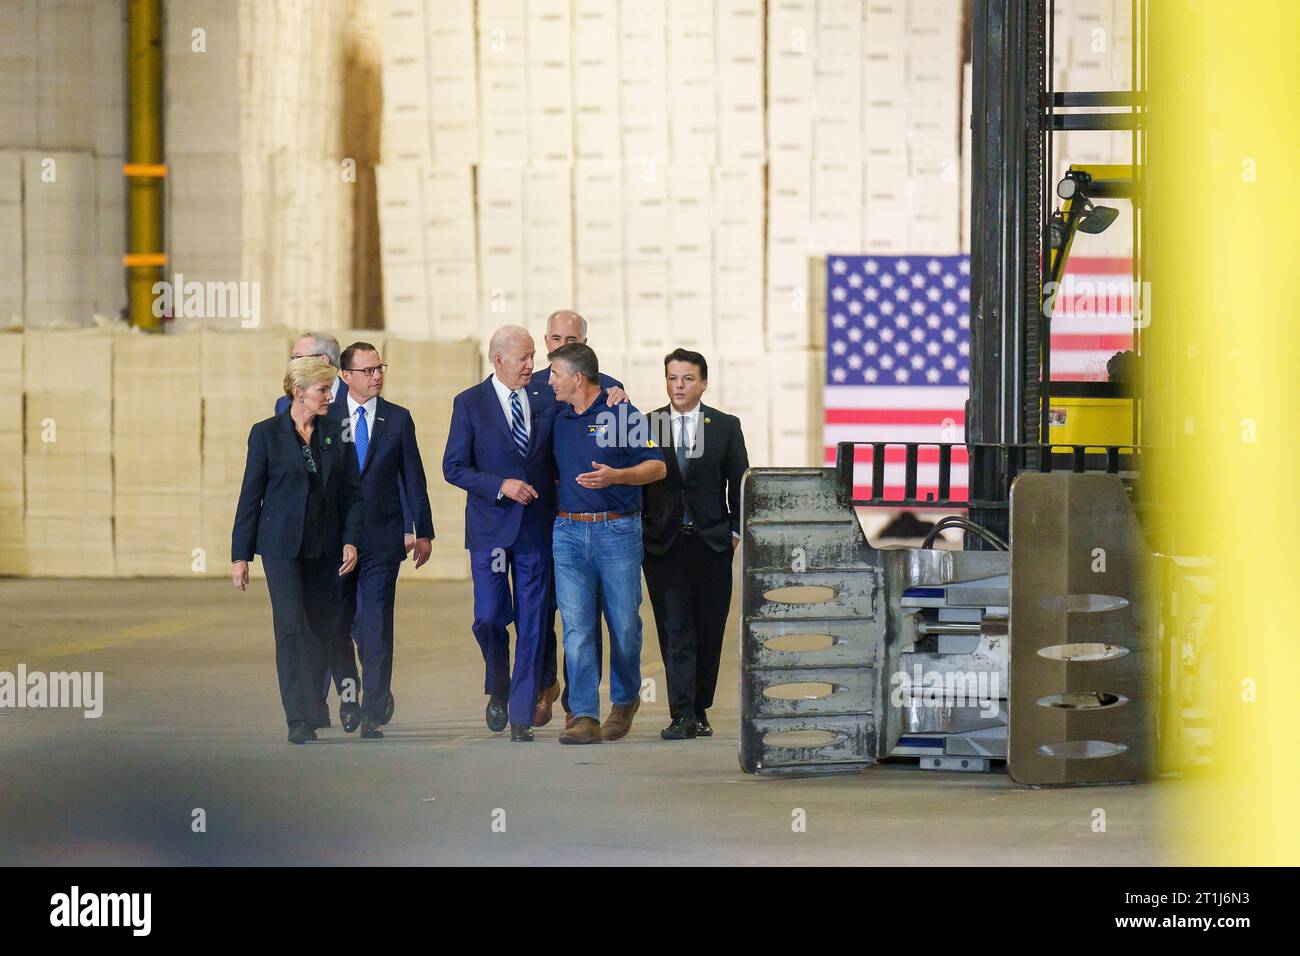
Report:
0,575,1176,865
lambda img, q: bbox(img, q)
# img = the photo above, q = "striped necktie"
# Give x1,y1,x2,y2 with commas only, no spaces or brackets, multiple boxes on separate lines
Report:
509,390,528,457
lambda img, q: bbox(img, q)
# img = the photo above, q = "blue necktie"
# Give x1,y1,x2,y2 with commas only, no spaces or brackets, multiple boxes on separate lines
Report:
354,405,369,470
509,391,528,457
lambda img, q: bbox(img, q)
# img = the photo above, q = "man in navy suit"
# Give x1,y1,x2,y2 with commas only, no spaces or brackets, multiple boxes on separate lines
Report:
328,341,435,739
529,310,626,729
274,331,344,415
444,325,561,741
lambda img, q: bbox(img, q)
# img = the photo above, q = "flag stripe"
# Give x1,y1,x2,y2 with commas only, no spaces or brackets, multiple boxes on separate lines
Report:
824,423,964,445
1058,257,1133,274
824,386,969,409
825,408,966,425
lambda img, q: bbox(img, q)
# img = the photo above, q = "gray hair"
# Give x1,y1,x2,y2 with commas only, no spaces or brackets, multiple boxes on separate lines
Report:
488,324,532,362
545,309,588,339
301,330,341,368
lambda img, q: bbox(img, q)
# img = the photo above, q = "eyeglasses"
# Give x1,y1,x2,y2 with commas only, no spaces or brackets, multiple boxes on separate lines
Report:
345,365,387,378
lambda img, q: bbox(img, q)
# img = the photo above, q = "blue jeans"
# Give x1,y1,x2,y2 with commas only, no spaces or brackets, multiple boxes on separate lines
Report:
552,515,645,720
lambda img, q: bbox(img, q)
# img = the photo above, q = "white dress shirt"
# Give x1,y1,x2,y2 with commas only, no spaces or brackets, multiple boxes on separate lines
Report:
490,373,531,439
671,403,701,459
492,374,531,501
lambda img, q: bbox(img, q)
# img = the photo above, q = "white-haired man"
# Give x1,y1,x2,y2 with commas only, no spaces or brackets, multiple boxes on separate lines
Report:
275,331,344,415
442,326,564,741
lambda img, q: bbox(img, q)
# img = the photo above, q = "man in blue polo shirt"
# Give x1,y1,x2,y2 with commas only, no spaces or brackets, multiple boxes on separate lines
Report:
548,343,666,745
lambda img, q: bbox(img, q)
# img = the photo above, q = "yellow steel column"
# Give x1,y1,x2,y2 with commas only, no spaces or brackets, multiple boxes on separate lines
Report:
1147,0,1300,864
126,0,164,332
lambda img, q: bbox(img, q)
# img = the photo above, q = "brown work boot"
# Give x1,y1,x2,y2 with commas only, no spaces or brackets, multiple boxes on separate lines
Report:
601,697,641,741
534,682,560,727
563,711,576,730
558,716,602,745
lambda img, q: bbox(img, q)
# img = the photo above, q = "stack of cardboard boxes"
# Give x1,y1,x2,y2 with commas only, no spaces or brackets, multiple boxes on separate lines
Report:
0,333,24,574
165,0,353,332
23,329,115,575
112,332,202,575
1,0,126,329
376,0,479,339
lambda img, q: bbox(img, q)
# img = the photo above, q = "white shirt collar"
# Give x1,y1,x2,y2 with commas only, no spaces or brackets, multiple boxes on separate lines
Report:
671,403,701,421
490,373,526,401
346,392,378,420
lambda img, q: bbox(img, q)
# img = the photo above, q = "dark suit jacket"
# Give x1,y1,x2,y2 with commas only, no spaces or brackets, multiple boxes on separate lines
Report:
641,403,749,556
231,411,363,562
327,395,435,563
443,375,559,552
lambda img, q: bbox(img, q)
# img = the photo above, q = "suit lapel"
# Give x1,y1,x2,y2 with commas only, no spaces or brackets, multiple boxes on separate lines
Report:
320,417,335,486
360,396,389,477
481,376,517,448
694,404,713,470
280,412,311,481
654,406,685,484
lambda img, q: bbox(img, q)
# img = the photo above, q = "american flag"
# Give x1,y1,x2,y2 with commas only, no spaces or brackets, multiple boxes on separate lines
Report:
824,254,1135,503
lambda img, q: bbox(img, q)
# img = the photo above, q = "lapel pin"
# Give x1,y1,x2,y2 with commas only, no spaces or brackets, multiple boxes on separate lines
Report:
704,417,711,424
325,437,332,445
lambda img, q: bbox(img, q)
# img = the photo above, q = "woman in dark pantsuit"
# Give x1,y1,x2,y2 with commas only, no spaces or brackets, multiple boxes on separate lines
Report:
232,358,362,744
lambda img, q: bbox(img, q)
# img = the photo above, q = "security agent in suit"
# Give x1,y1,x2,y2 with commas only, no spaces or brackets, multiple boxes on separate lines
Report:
641,349,749,740
233,358,362,745
529,309,627,728
274,331,345,416
443,325,560,741
328,341,435,740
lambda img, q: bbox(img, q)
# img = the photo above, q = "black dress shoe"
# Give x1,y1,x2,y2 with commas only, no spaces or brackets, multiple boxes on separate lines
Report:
694,713,713,737
360,712,383,739
287,721,317,744
661,716,698,740
340,703,362,734
380,692,395,726
510,723,534,742
485,696,508,733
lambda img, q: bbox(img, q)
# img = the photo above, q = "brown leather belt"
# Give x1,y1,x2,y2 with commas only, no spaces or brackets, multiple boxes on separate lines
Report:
557,511,633,522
